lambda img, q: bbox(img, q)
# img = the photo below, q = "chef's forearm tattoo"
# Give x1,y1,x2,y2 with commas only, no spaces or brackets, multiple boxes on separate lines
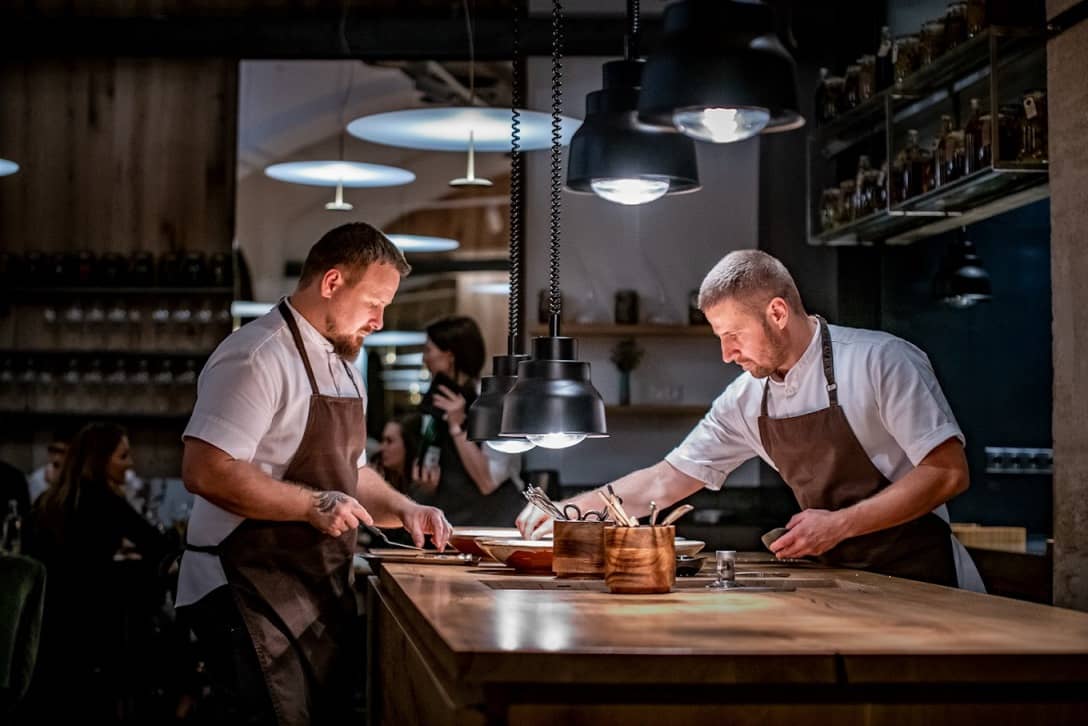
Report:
313,490,349,513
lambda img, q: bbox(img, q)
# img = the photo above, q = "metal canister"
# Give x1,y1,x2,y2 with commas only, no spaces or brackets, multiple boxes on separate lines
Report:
614,289,639,325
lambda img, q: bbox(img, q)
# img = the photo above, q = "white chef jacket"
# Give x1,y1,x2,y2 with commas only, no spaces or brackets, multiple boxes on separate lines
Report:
666,320,984,592
175,298,367,607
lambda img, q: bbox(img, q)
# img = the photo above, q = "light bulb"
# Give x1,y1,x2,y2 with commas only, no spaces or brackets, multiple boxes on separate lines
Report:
526,433,587,450
673,107,770,143
486,439,537,454
590,178,670,205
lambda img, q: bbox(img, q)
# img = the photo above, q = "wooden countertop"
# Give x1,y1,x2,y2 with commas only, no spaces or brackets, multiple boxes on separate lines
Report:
371,554,1088,687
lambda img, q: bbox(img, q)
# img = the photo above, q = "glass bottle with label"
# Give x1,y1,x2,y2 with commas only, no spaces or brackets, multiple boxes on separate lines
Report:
893,34,921,86
857,55,876,102
920,19,947,66
1019,89,1047,161
963,98,984,173
945,2,968,48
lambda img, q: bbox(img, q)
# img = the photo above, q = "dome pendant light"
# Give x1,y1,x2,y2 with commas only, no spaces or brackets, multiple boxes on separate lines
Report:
498,0,609,450
935,228,993,309
467,0,534,454
566,0,700,205
637,0,804,143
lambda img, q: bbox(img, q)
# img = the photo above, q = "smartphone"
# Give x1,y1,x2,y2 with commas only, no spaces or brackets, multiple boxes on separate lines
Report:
422,445,441,470
419,372,460,416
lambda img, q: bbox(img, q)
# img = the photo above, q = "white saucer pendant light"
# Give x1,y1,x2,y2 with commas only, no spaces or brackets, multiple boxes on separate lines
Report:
264,160,415,211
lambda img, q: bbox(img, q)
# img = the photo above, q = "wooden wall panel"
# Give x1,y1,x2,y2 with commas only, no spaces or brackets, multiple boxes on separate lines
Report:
0,57,237,255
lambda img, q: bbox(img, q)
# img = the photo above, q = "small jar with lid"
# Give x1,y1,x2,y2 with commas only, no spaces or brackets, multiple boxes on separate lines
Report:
857,55,876,102
854,155,874,217
843,64,862,110
893,34,921,86
945,2,969,48
1019,89,1047,161
980,105,1021,165
823,74,845,119
920,19,947,65
820,188,842,232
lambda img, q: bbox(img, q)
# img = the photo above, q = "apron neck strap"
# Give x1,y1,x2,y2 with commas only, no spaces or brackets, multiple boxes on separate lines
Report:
278,300,320,395
759,315,838,416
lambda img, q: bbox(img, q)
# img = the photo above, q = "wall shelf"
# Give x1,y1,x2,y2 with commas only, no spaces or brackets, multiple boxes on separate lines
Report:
529,323,712,338
808,26,1048,247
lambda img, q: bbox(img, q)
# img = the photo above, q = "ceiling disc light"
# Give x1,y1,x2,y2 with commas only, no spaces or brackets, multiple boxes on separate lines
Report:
565,3,700,205
498,0,608,450
362,331,427,347
0,159,19,177
264,161,415,187
347,107,580,152
638,0,804,143
386,234,460,253
935,230,992,309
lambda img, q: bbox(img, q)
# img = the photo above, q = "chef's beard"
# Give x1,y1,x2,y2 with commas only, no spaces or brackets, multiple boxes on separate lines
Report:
743,318,791,379
325,316,372,361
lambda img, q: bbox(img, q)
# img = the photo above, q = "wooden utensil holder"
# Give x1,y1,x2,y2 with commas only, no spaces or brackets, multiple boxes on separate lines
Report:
552,520,607,578
603,525,676,594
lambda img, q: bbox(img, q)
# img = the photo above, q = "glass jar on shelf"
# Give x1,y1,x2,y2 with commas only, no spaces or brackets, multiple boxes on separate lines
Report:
104,359,129,414
1019,89,1047,161
814,68,830,123
920,19,947,66
820,188,842,232
843,64,862,110
963,97,985,173
175,359,198,415
37,361,59,414
966,0,987,38
873,162,889,210
945,2,969,49
0,358,17,411
85,358,105,414
18,360,37,411
935,115,955,186
857,55,876,102
823,74,845,120
837,179,857,224
854,155,874,217
893,34,921,86
153,360,175,414
131,359,152,414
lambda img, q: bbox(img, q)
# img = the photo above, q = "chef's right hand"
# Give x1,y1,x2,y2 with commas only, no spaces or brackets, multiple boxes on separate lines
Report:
307,490,374,538
516,501,554,540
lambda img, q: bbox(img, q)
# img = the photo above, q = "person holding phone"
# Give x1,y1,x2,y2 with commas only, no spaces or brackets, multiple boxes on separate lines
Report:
416,316,526,525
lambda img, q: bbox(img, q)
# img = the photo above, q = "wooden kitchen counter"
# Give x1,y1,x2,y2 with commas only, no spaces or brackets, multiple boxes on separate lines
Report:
364,555,1088,725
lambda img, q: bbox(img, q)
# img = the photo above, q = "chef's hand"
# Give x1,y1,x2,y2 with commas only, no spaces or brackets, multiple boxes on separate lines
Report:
307,490,374,538
411,462,441,494
515,501,554,540
769,509,850,559
400,503,453,550
432,385,467,429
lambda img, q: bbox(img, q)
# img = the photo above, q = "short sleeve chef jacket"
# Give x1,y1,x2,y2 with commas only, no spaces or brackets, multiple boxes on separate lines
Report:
175,298,367,607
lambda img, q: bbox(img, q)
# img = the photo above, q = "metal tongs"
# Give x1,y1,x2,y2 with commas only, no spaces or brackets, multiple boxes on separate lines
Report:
360,523,427,551
522,485,567,520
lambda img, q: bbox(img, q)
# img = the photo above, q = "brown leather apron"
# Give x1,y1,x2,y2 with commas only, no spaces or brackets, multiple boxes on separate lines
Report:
192,301,366,725
757,317,956,586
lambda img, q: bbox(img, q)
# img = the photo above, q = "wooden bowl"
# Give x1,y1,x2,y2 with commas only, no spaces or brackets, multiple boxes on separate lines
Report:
603,526,676,594
674,538,706,557
552,520,606,578
476,538,554,573
449,527,522,558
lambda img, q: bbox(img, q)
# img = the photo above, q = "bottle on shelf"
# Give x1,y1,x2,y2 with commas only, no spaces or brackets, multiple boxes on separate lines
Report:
963,97,985,174
854,155,874,218
814,67,830,123
875,26,894,91
935,115,955,187
857,55,876,103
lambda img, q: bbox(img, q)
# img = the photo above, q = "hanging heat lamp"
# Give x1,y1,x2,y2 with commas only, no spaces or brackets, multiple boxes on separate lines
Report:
466,0,534,454
566,0,700,205
935,228,992,309
497,0,609,450
637,0,804,144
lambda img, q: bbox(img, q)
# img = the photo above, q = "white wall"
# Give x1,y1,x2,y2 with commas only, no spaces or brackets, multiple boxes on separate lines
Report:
520,56,762,487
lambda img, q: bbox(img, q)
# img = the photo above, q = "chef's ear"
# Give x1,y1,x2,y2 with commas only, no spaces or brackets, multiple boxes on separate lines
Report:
320,267,348,298
766,297,791,329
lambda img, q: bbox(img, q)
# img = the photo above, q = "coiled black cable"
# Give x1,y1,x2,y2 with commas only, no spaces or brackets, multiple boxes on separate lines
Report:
508,0,524,345
547,0,564,319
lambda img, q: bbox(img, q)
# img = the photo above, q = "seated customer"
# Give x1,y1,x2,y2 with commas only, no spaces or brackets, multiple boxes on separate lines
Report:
25,422,174,722
371,413,424,495
26,431,70,505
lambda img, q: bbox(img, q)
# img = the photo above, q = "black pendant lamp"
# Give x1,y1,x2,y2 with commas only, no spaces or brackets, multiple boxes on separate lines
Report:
466,0,534,454
565,0,700,205
637,0,804,144
498,0,609,450
935,229,992,309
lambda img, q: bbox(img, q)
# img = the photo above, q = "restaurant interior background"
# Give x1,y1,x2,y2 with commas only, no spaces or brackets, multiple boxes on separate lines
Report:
1,0,1084,614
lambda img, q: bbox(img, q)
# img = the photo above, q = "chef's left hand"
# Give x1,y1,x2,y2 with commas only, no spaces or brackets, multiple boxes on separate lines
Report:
432,385,467,429
400,502,453,551
769,509,851,559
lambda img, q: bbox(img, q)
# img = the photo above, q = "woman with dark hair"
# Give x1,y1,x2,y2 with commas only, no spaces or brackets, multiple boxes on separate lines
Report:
416,316,525,526
372,413,423,495
26,422,174,722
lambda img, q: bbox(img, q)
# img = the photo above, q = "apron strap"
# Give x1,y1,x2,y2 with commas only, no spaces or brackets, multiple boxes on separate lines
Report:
760,315,838,416
278,300,320,396
816,315,839,407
